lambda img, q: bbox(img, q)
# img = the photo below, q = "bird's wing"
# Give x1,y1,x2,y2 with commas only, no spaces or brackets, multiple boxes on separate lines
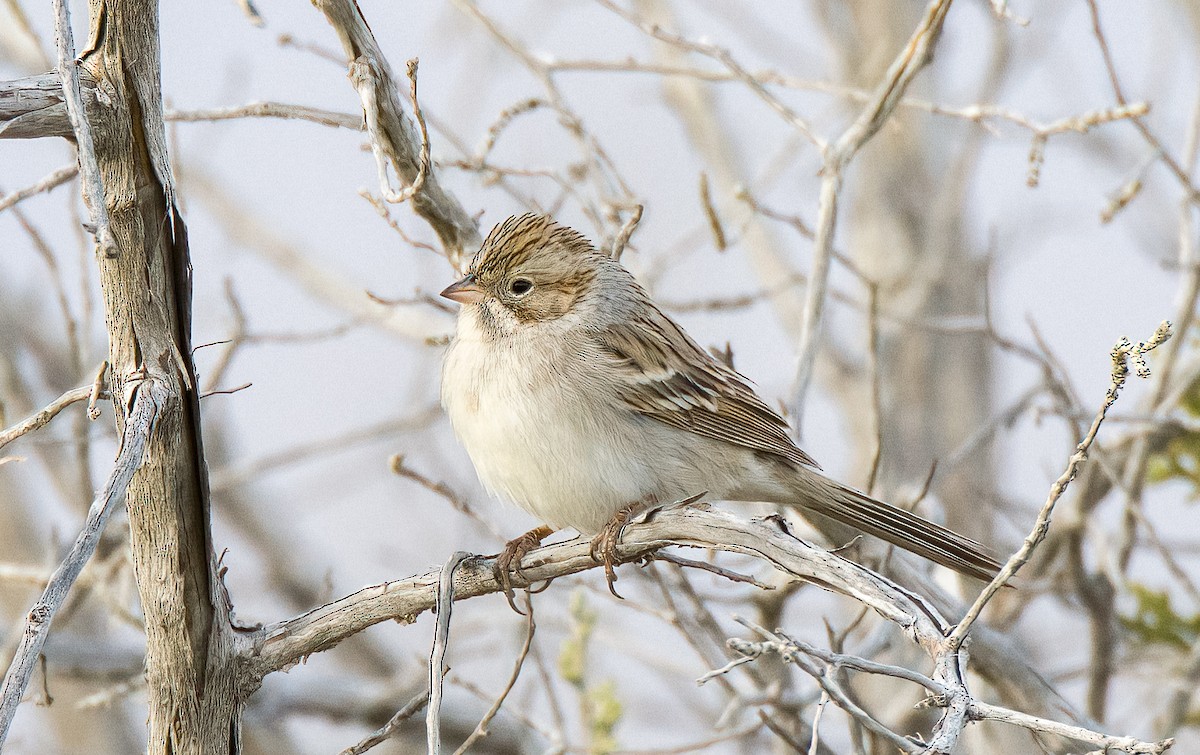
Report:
591,306,820,470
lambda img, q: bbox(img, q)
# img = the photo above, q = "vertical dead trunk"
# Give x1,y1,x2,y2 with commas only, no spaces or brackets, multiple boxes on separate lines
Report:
80,0,238,750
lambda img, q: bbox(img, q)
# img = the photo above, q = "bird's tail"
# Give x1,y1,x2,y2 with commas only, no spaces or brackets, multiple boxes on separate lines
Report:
789,473,1003,582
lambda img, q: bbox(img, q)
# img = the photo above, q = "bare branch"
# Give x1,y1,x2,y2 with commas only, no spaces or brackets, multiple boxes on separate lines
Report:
353,57,430,206
0,377,163,743
719,620,1173,754
726,625,922,753
339,689,431,755
948,322,1173,651
427,551,470,755
610,204,643,261
1085,0,1200,205
0,164,78,214
969,700,1172,754
790,0,954,431
0,71,79,139
164,102,361,130
596,0,824,149
239,506,958,685
312,0,481,267
51,0,115,257
0,384,96,451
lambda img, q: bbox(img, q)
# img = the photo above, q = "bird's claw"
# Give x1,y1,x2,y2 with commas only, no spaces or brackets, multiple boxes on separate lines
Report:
589,500,654,599
494,525,553,614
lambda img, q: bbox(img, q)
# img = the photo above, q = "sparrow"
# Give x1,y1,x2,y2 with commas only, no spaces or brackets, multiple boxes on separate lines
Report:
440,212,1000,609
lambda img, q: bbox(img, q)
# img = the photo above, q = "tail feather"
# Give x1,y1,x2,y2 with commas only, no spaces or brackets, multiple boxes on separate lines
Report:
794,475,1002,582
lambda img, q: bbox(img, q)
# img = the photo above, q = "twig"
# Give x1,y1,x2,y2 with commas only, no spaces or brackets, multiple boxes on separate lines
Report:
722,616,1172,755
389,454,501,537
469,97,546,166
428,551,470,755
453,591,536,754
210,407,440,493
339,688,431,755
968,700,1172,754
808,691,830,755
725,628,923,753
757,709,808,754
198,382,252,399
1084,0,1200,204
452,0,635,238
597,0,823,149
698,174,726,251
165,102,361,130
357,190,441,253
772,627,944,695
695,655,757,686
0,164,78,214
609,204,643,261
651,551,772,589
947,322,1173,652
50,0,115,257
235,0,265,27
988,0,1029,26
76,673,144,710
277,33,347,65
1112,97,1200,571
0,377,163,743
87,361,108,420
35,655,51,707
0,385,94,451
451,675,561,747
863,282,883,495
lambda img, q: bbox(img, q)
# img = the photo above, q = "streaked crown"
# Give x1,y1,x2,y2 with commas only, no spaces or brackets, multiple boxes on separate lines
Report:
472,213,599,280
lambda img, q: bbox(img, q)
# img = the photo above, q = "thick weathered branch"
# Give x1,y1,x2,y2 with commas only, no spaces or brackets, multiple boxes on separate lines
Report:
312,0,481,268
0,70,83,139
240,507,957,690
238,503,1171,753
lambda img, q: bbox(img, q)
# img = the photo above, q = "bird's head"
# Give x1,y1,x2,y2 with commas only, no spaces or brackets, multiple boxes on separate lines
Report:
441,213,606,330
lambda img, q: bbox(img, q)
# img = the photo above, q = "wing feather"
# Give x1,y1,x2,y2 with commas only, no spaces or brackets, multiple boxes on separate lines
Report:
593,307,820,470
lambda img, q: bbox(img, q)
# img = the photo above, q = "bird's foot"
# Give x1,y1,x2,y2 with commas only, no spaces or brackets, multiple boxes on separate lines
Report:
494,525,555,614
589,499,656,599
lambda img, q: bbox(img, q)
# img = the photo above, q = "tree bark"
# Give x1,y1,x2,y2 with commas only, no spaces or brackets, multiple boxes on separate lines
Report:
79,0,238,750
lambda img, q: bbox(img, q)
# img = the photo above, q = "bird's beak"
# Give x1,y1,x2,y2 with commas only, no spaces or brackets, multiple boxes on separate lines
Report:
440,274,485,304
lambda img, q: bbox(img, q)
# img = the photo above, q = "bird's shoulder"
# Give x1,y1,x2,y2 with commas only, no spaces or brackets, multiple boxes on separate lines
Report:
586,292,820,470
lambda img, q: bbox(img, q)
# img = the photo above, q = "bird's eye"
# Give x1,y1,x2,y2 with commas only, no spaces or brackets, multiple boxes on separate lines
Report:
510,278,533,296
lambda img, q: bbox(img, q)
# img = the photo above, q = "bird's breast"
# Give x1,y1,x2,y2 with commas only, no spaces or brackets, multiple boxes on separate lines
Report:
441,316,650,532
